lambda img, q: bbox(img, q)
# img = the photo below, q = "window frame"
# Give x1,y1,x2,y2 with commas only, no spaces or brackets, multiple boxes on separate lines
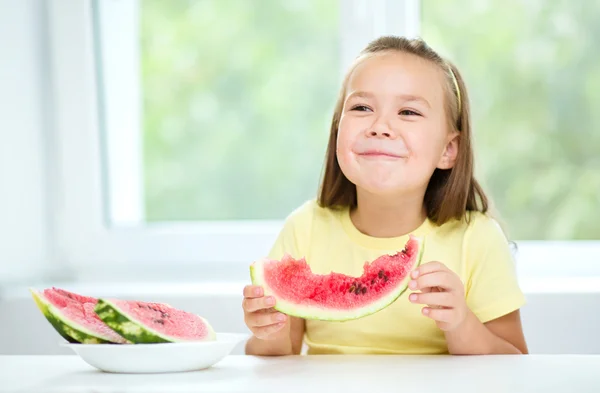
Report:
47,0,600,281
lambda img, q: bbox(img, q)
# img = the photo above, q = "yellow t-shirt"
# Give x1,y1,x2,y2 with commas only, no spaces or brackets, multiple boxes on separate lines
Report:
267,199,526,354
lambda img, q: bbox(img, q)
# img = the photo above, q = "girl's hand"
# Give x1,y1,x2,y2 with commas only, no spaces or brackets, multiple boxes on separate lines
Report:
408,261,468,332
242,285,289,340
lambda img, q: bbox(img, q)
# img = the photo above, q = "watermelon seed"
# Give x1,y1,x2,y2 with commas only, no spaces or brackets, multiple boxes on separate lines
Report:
349,285,355,293
361,287,367,294
371,279,375,285
161,312,169,318
378,270,384,278
384,275,389,282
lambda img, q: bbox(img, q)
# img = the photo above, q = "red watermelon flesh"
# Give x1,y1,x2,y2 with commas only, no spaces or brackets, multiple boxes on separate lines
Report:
250,235,424,321
115,300,213,340
32,287,128,344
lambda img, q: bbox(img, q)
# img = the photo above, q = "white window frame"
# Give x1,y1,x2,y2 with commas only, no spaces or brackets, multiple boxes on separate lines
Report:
47,0,600,282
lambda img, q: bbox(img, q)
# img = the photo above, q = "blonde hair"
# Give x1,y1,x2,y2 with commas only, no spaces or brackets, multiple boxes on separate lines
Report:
317,35,488,225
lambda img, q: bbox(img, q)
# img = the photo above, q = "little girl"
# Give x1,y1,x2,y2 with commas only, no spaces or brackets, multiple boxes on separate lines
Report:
242,36,528,356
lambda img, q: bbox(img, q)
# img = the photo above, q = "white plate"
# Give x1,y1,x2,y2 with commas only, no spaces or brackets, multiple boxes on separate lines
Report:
61,332,249,374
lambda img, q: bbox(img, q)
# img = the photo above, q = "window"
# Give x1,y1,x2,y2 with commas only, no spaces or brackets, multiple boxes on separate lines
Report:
100,0,340,224
48,0,599,282
422,0,600,241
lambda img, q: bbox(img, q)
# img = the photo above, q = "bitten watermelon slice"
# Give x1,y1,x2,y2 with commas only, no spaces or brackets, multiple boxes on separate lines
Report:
94,299,216,344
250,235,424,321
30,287,129,344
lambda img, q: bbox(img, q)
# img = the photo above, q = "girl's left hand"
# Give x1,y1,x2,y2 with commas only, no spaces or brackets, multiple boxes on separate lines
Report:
408,261,468,332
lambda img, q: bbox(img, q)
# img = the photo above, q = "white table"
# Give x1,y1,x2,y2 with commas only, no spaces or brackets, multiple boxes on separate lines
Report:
2,354,599,393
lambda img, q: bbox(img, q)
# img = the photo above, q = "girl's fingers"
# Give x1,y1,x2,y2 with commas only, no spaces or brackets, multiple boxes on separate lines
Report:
416,285,444,294
410,261,448,279
422,307,454,322
243,285,264,298
242,286,288,339
242,296,276,313
409,291,454,308
249,310,287,327
409,271,456,291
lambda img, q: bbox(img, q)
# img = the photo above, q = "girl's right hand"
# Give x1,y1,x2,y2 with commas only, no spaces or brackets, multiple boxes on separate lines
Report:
242,285,288,340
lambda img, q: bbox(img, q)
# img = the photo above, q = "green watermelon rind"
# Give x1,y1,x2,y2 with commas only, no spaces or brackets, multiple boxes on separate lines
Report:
94,299,217,344
30,288,129,344
250,236,425,322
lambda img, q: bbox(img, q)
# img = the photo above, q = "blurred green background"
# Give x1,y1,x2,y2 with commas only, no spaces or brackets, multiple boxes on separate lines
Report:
138,0,599,240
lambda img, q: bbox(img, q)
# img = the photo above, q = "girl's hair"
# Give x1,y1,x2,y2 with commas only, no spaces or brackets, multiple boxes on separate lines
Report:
317,35,489,226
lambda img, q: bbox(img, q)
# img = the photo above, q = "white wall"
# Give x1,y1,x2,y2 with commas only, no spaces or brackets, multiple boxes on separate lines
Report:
0,0,52,284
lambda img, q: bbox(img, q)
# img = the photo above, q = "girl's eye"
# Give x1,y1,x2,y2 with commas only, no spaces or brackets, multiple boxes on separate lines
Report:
399,109,421,116
351,105,371,112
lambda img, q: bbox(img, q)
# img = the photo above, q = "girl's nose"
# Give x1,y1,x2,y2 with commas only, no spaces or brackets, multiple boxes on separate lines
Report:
367,122,397,139
366,112,398,139
368,129,393,138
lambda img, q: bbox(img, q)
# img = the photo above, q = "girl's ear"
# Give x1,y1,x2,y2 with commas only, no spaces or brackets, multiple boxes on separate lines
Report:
437,132,459,170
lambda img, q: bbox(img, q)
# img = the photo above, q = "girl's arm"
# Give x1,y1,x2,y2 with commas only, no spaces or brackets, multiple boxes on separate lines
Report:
245,316,305,356
444,310,528,355
408,262,528,355
289,316,306,354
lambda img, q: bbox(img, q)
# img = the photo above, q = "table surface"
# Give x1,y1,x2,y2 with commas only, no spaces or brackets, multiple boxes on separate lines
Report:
2,354,600,393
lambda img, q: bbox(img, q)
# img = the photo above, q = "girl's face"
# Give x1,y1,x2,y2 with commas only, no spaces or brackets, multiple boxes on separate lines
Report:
336,51,458,198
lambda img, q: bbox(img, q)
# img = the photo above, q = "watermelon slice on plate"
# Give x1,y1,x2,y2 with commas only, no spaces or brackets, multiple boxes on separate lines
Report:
31,287,216,344
30,287,129,344
94,298,216,344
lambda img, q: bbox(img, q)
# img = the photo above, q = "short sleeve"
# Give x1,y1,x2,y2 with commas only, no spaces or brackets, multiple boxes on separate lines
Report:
463,214,526,323
267,200,314,261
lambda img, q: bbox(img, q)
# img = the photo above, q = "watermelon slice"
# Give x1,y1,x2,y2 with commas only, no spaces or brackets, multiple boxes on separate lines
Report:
250,235,424,321
94,299,217,344
30,287,129,344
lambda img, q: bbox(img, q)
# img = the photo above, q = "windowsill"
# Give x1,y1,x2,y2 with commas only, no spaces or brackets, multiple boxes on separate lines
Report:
2,276,600,300
519,276,600,294
0,281,248,300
